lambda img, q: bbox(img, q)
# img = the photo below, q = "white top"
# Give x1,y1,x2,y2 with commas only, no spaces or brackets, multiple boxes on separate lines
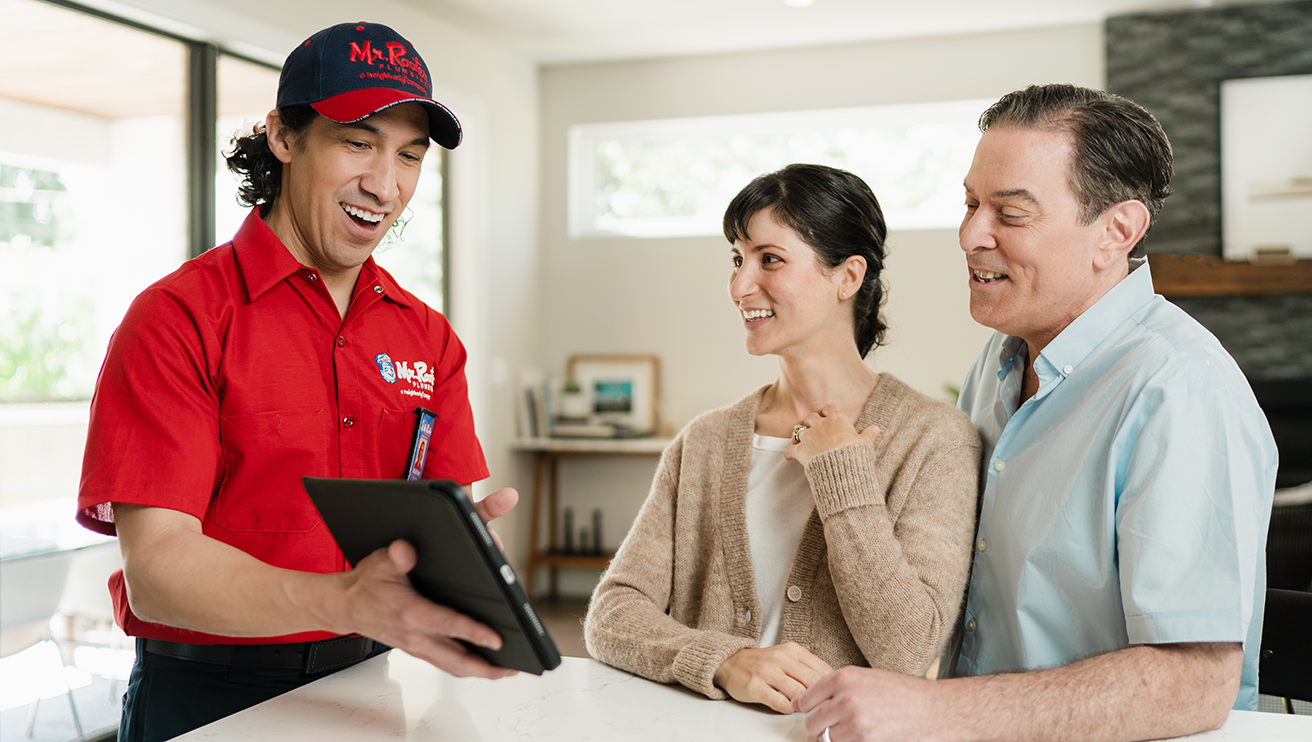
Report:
745,433,815,646
171,653,1312,741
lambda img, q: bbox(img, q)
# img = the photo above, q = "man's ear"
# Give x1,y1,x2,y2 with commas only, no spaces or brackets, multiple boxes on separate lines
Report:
1094,200,1151,270
265,110,295,166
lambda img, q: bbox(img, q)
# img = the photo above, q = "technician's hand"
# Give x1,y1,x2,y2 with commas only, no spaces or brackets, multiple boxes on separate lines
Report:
713,642,834,714
336,539,518,680
786,405,880,468
474,487,518,551
793,666,936,742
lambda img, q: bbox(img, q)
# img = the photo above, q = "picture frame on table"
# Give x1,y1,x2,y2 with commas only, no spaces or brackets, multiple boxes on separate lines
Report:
565,354,660,436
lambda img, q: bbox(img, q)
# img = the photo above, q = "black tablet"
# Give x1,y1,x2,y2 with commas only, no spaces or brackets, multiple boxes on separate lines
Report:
302,477,561,675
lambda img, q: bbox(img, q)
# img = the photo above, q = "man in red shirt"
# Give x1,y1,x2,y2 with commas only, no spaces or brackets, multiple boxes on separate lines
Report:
77,22,517,742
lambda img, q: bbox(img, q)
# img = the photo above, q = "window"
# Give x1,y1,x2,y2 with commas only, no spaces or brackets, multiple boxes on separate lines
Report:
569,99,992,239
0,0,190,405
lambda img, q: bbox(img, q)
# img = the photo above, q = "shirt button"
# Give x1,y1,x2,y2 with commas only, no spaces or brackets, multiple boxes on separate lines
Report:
307,273,318,281
745,610,752,622
786,585,802,602
336,336,345,347
978,540,987,552
373,286,384,294
994,460,1005,472
966,619,977,632
1063,364,1074,374
342,417,355,428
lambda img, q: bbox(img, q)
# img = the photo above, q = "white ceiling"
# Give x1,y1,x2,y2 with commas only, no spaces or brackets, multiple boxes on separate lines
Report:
391,0,1267,64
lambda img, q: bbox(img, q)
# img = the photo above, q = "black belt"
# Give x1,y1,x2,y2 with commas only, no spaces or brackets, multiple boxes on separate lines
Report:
143,635,376,675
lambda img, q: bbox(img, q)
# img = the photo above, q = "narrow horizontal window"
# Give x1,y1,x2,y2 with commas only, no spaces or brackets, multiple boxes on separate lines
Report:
568,99,992,239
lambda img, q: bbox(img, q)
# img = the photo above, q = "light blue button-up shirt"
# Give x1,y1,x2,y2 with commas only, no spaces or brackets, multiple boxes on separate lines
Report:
954,263,1277,710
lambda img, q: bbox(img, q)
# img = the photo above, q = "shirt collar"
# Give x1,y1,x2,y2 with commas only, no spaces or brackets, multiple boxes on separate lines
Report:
231,207,410,308
1038,261,1157,375
992,261,1157,381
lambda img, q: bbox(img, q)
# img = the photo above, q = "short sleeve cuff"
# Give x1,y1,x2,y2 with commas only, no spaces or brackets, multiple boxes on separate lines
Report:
1126,609,1246,646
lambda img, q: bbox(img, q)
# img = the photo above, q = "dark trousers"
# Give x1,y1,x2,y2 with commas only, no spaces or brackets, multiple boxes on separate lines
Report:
119,639,389,742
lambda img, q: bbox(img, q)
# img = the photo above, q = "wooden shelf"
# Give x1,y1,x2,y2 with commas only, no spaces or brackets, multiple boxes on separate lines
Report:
532,552,615,569
1148,254,1312,297
516,443,667,599
511,437,672,455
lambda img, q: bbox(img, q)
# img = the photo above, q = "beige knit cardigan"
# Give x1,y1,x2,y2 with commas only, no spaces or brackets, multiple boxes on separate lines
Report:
583,374,981,699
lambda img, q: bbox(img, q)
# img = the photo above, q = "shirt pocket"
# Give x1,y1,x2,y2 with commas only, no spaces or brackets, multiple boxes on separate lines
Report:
215,409,327,533
376,407,421,479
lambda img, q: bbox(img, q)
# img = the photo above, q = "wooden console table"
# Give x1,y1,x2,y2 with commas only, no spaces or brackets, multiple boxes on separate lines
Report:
511,437,671,599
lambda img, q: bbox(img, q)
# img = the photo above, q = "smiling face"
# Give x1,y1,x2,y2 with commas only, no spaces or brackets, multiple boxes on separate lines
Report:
728,209,853,359
264,103,430,285
960,125,1118,353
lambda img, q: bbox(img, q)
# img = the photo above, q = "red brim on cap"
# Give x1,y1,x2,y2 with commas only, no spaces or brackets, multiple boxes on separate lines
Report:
312,88,462,149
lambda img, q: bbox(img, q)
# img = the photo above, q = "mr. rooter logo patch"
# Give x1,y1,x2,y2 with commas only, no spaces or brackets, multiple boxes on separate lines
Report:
347,41,429,95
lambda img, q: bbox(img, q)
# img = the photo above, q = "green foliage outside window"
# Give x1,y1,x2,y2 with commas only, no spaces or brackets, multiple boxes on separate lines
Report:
1,163,96,402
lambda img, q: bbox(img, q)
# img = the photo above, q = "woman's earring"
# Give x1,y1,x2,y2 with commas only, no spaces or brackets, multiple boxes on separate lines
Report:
841,291,847,299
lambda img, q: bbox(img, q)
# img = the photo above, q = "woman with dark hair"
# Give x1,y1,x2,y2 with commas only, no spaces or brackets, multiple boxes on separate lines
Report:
584,164,981,714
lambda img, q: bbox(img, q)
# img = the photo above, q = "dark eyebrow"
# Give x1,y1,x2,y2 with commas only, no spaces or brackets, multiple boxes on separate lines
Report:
994,188,1040,206
339,120,380,135
962,182,1040,207
337,120,431,149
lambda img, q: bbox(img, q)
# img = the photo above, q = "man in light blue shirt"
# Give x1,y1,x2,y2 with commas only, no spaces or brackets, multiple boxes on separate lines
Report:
796,84,1277,742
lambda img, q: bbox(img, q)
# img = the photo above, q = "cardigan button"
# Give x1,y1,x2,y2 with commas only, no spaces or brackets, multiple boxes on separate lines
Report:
786,585,802,602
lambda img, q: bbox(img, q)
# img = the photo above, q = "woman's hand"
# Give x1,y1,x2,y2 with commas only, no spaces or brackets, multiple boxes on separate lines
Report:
786,405,880,467
712,642,835,714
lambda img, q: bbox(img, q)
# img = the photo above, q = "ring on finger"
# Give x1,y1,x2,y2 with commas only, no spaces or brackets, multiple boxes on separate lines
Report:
792,424,807,444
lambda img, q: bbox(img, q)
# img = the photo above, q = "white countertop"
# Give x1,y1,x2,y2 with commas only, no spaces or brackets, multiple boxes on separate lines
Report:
174,653,1311,741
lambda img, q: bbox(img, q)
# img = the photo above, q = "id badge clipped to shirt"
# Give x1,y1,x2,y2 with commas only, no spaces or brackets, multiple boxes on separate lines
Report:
406,407,439,481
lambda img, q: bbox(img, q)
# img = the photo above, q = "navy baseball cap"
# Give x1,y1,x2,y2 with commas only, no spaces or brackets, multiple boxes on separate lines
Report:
277,22,462,149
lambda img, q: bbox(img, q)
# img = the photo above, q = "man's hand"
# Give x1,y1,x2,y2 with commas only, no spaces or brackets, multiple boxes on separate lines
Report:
114,503,522,680
794,666,934,741
794,643,1242,742
713,642,834,714
334,539,517,679
473,487,518,551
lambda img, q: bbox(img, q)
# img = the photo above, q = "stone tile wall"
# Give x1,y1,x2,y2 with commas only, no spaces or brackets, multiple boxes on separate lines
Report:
1107,0,1312,256
1109,2,1312,380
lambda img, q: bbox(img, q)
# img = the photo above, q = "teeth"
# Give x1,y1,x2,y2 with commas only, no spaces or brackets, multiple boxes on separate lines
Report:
742,309,774,320
973,270,1007,282
343,204,385,223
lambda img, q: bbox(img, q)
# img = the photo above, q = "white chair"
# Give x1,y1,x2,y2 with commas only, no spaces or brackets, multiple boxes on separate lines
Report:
57,542,126,701
1,549,83,738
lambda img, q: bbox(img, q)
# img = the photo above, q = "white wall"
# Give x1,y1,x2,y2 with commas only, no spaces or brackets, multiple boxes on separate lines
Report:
537,23,1105,595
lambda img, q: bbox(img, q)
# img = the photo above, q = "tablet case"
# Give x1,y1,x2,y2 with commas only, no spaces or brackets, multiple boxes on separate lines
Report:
302,477,562,675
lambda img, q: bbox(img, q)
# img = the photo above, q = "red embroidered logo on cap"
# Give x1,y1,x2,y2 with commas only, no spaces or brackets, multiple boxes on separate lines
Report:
346,40,429,93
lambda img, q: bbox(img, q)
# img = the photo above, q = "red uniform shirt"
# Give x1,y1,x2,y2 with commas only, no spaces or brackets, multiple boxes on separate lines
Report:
77,209,489,644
